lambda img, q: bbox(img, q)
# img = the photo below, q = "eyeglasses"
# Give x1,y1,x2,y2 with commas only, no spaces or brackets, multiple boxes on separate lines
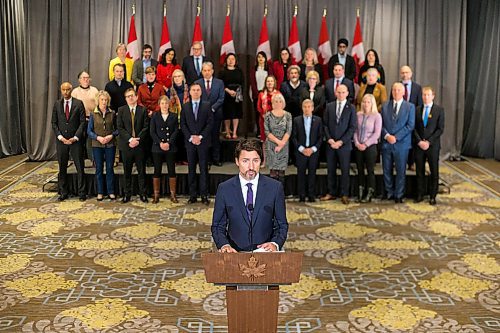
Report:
192,47,202,51
125,95,135,99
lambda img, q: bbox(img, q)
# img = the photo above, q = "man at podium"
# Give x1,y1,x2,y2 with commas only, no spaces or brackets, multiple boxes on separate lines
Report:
212,139,288,253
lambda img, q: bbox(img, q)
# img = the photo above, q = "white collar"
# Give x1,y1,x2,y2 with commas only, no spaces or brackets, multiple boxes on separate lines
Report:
239,172,260,188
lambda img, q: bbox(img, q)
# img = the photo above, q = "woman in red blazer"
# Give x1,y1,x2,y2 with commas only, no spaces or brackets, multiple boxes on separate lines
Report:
137,66,166,117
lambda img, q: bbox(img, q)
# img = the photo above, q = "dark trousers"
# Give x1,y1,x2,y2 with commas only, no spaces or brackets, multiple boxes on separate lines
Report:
152,151,176,178
415,145,440,198
211,108,223,163
57,141,85,196
93,146,116,195
326,146,351,196
355,145,378,189
122,147,146,196
296,151,320,198
186,143,209,198
382,146,409,199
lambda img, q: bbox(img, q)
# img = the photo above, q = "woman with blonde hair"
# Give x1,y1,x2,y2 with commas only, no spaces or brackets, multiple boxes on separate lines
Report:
150,95,179,203
87,90,119,200
264,94,292,186
299,48,323,84
300,70,326,116
257,75,282,167
354,94,382,202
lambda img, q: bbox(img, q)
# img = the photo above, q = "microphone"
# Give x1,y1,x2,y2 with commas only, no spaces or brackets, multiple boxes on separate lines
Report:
247,203,254,251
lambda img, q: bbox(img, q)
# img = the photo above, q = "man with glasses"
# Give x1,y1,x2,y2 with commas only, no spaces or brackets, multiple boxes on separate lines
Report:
182,41,210,85
117,88,150,203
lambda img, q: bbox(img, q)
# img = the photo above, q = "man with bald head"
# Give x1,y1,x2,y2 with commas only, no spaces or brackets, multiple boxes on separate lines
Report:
381,82,415,203
321,84,357,204
182,41,210,85
51,82,87,201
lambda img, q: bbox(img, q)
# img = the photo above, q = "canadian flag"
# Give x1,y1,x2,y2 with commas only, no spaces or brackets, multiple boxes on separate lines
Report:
352,15,365,83
220,14,235,64
288,15,302,63
256,15,271,59
126,15,140,60
317,15,332,79
190,14,205,56
158,14,172,61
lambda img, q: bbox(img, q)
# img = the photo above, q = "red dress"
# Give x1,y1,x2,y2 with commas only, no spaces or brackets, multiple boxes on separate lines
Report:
157,63,181,89
137,83,166,116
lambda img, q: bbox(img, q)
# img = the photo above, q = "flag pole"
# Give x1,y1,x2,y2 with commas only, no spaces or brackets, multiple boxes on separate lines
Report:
356,7,360,17
132,2,136,15
294,4,298,16
226,3,230,16
163,1,166,16
197,2,201,16
264,4,268,17
323,7,327,17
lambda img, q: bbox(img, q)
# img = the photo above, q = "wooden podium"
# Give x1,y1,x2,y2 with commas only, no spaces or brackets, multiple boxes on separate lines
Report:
202,252,302,333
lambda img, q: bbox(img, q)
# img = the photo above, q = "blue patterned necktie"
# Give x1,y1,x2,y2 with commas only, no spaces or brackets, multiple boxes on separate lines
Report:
423,106,430,127
246,183,253,221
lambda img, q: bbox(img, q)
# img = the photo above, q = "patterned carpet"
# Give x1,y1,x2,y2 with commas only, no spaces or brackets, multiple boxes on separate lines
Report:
0,158,498,332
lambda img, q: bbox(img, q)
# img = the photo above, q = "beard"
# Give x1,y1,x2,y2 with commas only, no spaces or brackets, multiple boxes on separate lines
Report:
242,170,257,180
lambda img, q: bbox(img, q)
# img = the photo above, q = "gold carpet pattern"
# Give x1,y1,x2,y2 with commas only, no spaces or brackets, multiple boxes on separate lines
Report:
0,160,498,332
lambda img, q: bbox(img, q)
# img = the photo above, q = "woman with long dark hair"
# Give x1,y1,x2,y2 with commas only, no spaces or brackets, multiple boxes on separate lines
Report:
157,48,181,89
219,53,245,139
249,51,272,138
271,47,294,88
358,49,386,85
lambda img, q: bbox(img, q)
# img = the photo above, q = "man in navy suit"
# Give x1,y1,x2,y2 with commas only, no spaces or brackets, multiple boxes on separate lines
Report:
292,99,323,202
381,82,415,203
320,85,357,204
181,82,213,205
327,38,356,81
325,63,355,104
212,139,288,252
51,82,86,201
195,61,225,166
413,87,445,205
181,42,209,85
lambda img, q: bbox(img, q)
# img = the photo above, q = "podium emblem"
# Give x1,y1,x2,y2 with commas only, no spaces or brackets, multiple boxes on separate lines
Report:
239,256,267,279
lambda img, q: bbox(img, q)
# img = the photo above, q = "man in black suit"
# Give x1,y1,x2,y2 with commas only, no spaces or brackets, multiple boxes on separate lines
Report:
320,84,357,204
280,65,307,119
292,99,323,202
51,82,87,201
195,61,225,166
325,63,355,104
413,87,445,205
181,83,214,205
117,88,150,203
105,64,134,112
181,42,209,85
328,38,356,81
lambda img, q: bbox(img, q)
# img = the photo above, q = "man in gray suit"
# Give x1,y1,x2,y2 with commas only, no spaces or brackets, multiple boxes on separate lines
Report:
131,44,158,87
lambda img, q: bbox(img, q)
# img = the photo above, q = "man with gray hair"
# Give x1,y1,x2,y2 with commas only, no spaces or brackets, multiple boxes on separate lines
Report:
381,82,415,203
182,41,209,85
195,61,225,166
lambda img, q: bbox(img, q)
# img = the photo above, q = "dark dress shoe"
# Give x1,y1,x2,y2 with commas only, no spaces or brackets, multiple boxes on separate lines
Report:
414,196,424,203
341,196,349,205
298,196,306,202
79,195,87,202
187,197,197,204
429,198,437,205
97,194,104,201
140,195,148,203
121,195,131,203
58,194,68,201
213,161,223,167
201,196,210,205
308,197,316,203
395,198,404,204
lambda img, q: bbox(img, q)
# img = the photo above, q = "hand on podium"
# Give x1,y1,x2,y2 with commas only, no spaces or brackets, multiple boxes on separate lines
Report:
219,244,237,253
257,242,277,252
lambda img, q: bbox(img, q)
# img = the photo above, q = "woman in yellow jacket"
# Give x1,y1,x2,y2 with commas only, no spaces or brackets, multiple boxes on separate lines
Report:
108,43,134,83
356,68,387,112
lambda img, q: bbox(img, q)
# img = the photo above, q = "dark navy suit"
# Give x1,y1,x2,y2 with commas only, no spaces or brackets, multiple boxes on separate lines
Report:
195,77,225,163
381,100,415,199
323,101,357,197
324,77,355,104
211,174,288,252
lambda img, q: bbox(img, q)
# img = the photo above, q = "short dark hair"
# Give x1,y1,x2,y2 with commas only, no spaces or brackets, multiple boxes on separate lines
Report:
235,139,263,161
142,44,153,51
124,87,136,96
113,63,125,71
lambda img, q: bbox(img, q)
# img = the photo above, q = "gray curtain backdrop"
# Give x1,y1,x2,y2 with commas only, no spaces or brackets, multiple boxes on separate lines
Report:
2,0,488,161
462,0,500,159
0,0,26,157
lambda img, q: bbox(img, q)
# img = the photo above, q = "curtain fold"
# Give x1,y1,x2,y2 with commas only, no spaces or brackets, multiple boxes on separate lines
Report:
14,0,478,160
0,0,26,157
462,0,500,159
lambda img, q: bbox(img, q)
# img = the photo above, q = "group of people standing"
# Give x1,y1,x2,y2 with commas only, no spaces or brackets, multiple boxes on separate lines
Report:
52,38,444,206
